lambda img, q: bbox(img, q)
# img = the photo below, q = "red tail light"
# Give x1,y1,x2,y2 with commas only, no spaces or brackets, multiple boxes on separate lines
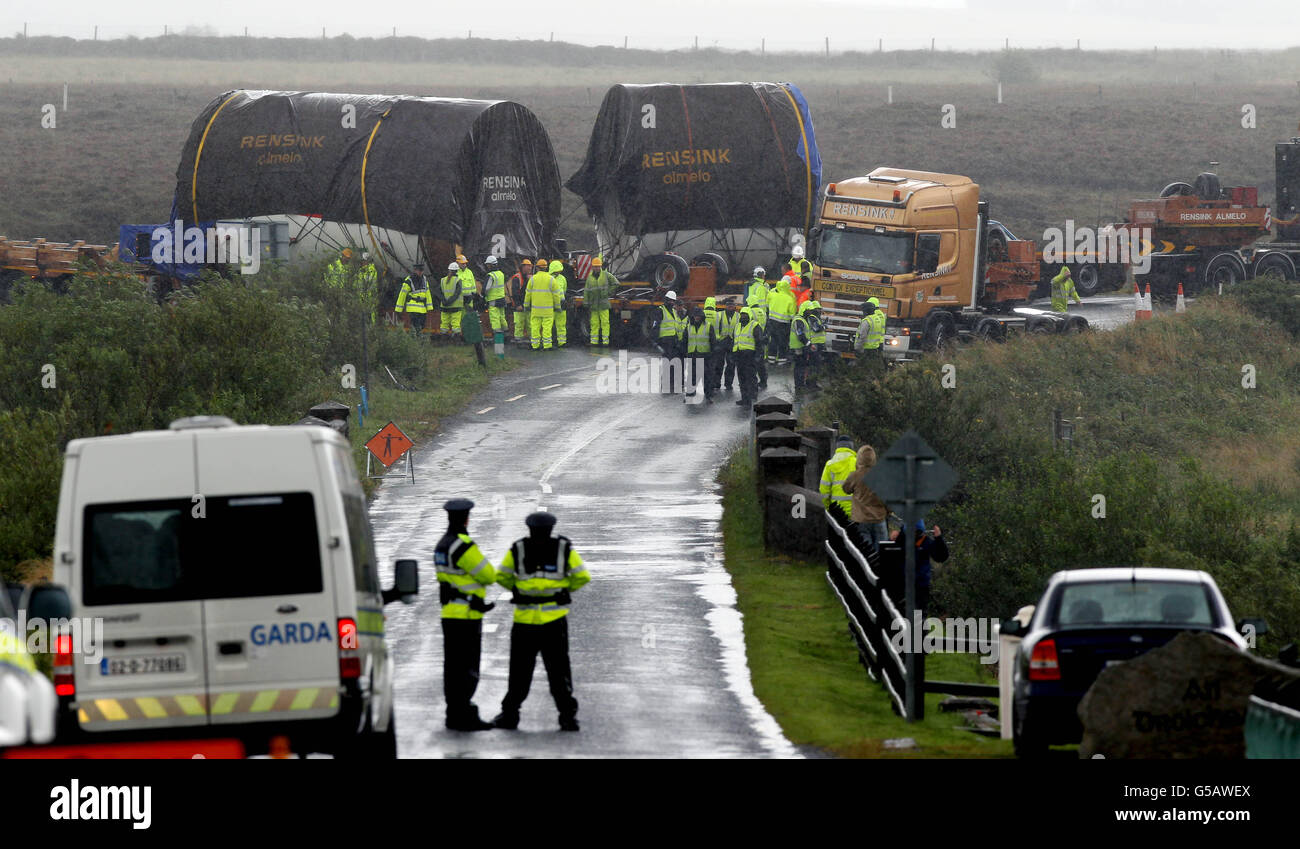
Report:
1028,639,1061,681
54,632,75,696
337,618,360,680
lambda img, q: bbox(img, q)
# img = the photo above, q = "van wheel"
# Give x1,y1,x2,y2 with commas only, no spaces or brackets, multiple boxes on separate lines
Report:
372,710,398,760
1012,703,1048,759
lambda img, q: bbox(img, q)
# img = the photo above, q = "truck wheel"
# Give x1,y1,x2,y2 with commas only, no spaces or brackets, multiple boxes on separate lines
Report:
573,309,591,345
648,254,690,293
1254,253,1296,282
1205,253,1246,292
1027,316,1055,334
1159,181,1195,198
691,252,730,280
974,317,1005,342
1073,264,1103,297
1064,315,1089,334
921,313,955,352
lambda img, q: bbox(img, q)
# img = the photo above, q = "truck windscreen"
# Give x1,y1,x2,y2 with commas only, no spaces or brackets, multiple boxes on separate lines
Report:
817,228,914,275
82,493,322,605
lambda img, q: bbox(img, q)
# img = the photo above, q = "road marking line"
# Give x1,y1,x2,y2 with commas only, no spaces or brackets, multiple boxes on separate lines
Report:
476,407,495,414
539,399,654,490
540,383,562,390
505,394,526,402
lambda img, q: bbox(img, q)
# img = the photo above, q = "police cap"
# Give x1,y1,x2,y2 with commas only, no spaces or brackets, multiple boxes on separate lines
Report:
444,498,475,513
525,511,557,530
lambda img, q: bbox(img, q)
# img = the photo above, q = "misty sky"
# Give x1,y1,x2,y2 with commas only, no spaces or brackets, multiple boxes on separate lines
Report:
5,0,1298,51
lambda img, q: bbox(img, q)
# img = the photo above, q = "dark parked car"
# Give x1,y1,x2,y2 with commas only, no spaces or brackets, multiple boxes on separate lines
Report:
1002,567,1262,758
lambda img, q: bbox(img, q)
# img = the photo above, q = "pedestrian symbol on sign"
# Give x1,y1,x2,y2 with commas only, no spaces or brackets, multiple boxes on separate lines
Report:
365,422,413,467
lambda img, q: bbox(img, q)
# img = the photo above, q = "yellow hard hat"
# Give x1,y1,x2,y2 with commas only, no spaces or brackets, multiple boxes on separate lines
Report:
341,248,353,260
521,258,533,267
549,260,563,273
592,256,603,267
537,259,547,268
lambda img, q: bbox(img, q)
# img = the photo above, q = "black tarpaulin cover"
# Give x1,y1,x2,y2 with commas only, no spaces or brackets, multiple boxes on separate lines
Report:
174,90,561,257
565,82,822,238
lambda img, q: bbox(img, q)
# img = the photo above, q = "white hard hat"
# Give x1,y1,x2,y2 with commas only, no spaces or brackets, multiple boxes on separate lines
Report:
485,255,498,264
792,244,805,259
753,266,765,277
448,261,459,271
665,291,678,301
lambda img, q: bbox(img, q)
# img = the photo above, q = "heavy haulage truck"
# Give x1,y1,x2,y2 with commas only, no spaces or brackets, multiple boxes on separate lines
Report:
808,167,1085,360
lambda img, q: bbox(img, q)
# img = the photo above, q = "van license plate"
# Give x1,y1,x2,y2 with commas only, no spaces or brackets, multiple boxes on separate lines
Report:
101,654,187,676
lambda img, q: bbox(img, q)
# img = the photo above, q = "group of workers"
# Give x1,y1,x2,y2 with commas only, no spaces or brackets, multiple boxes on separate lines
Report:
819,434,949,614
388,246,893,390
434,499,590,733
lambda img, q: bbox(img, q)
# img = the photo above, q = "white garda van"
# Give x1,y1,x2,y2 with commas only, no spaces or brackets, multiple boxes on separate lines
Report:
48,415,417,758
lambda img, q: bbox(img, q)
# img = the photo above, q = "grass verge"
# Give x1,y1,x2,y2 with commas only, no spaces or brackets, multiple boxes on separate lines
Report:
344,335,518,498
718,446,1011,758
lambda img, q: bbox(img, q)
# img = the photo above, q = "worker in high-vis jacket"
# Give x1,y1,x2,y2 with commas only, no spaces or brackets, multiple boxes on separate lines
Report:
493,511,590,732
683,305,717,401
440,261,466,336
1050,266,1083,313
509,259,533,342
549,260,569,346
483,255,508,336
732,306,764,405
435,498,497,732
395,261,433,339
702,296,729,394
583,256,618,347
820,436,858,525
789,306,813,391
718,301,739,392
526,260,556,350
854,298,887,362
766,277,796,361
655,290,684,357
788,243,813,287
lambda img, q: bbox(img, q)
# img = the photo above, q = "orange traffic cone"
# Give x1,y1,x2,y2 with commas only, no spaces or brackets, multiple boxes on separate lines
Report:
1138,283,1153,320
1175,281,1186,313
1133,280,1144,319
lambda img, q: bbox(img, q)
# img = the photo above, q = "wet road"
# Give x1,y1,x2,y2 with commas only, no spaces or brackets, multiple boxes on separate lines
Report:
367,294,1137,758
369,346,800,758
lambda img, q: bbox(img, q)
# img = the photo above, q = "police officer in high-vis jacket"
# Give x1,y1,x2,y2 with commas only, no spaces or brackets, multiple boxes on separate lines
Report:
435,498,497,731
493,512,590,732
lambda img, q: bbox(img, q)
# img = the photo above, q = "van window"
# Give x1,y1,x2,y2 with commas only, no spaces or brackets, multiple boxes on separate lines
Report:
342,493,379,595
83,493,323,606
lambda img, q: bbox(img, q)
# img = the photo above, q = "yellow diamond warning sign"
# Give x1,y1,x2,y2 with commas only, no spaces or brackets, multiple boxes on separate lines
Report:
365,422,413,467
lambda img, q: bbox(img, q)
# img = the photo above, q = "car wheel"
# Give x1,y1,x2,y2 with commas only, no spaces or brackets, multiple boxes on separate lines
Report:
1012,703,1048,759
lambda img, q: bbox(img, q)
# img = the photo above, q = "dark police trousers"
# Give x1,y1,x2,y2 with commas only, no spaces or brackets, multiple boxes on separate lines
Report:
441,619,483,720
501,617,578,719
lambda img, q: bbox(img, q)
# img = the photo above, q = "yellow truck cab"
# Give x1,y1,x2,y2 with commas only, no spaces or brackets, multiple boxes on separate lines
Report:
49,415,418,758
809,167,1074,359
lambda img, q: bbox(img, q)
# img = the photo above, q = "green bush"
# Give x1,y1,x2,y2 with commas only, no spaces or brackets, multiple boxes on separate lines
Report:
0,408,64,579
809,300,1300,646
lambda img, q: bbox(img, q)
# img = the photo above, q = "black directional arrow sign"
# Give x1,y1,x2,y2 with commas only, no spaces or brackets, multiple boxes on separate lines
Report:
860,429,956,722
863,429,958,511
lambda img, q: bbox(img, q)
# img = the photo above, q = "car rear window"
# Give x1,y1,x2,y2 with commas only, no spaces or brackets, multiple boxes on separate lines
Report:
83,493,322,606
1052,580,1216,627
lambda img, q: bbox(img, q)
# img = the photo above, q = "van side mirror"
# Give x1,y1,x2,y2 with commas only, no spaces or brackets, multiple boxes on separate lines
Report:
24,584,72,622
999,618,1024,637
383,559,419,605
